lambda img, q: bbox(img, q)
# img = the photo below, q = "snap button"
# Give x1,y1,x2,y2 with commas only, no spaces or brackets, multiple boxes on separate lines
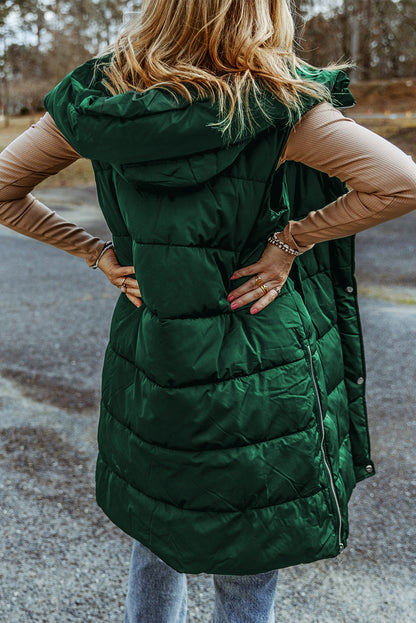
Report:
365,464,374,473
356,377,364,385
345,286,354,293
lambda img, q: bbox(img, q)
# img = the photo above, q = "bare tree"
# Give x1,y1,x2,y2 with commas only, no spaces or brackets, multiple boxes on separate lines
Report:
0,0,15,125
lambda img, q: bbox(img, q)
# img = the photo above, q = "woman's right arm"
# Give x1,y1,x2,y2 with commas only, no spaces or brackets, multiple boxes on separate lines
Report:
0,113,143,306
0,112,108,266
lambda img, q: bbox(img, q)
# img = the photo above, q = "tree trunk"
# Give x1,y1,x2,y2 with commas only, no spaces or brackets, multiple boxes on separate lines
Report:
360,0,373,80
349,0,360,81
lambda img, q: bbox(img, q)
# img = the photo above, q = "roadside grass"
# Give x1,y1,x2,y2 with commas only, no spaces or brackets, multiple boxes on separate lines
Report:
2,111,416,188
358,285,416,305
350,77,416,113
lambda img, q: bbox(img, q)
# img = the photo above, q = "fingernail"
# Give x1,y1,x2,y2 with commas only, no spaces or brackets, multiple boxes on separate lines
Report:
230,302,239,309
227,295,235,301
231,274,238,280
251,308,258,314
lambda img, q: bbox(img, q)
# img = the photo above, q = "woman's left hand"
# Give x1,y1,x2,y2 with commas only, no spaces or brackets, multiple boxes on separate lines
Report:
98,247,143,308
227,243,296,315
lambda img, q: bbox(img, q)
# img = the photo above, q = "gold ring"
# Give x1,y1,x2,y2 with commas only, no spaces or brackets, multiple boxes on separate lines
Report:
255,275,264,286
272,287,281,295
259,283,269,295
121,277,127,289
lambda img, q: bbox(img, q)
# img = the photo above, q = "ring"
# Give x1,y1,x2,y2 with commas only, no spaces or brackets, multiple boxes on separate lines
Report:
272,287,281,295
259,283,269,295
255,275,264,286
120,277,127,289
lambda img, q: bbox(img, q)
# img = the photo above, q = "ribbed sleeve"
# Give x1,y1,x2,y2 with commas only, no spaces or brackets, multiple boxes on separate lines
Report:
277,101,416,252
0,112,107,267
2,102,415,262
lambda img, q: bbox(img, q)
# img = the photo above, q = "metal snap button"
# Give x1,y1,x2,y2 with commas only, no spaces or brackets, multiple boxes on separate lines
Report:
365,465,374,473
345,286,354,293
356,377,364,385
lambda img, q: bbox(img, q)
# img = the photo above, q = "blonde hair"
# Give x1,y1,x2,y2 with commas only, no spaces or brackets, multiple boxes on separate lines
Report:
96,0,347,140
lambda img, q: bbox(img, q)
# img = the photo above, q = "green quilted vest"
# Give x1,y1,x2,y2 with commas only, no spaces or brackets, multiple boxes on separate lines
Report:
44,56,375,575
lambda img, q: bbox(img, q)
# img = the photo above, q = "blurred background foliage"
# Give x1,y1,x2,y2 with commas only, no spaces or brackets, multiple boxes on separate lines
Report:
0,1,415,116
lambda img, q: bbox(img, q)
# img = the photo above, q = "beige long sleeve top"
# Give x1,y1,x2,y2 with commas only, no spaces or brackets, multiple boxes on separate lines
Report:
0,101,415,263
0,112,106,267
278,101,416,252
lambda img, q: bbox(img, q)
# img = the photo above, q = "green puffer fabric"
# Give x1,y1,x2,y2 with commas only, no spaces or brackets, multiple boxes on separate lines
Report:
44,55,375,575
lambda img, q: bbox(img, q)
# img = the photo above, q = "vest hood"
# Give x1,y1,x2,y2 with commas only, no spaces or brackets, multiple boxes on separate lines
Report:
44,55,355,188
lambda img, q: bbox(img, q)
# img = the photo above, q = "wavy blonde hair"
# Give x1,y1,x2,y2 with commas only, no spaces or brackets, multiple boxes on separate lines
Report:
96,0,346,139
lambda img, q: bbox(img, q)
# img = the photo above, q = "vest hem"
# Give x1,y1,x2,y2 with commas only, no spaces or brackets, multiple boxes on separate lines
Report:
96,451,324,514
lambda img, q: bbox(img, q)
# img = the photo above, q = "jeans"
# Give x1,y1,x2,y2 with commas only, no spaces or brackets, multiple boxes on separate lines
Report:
124,540,279,623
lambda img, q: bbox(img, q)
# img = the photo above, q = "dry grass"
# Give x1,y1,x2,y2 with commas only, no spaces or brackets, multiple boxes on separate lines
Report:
358,284,416,305
2,100,416,189
351,77,416,113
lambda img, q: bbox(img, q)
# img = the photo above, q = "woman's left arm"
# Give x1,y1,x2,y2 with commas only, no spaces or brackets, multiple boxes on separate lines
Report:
0,112,142,306
277,101,416,252
228,101,416,314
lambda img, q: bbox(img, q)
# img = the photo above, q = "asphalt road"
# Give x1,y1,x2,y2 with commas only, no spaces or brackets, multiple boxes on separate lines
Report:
0,186,415,622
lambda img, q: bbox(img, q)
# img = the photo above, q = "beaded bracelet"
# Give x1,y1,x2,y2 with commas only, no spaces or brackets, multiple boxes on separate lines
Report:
267,232,300,256
90,240,114,269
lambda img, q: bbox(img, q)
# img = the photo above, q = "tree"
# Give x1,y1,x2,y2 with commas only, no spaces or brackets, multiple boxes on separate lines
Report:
398,0,416,75
0,0,16,125
297,0,416,81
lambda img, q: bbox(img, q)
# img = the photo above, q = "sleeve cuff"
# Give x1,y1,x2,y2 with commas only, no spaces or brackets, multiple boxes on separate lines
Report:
85,239,110,268
279,221,316,254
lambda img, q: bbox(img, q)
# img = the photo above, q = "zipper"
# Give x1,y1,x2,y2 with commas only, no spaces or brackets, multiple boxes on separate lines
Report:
306,343,344,555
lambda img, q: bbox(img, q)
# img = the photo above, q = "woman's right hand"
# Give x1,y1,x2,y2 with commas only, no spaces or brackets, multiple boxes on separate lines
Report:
98,247,143,308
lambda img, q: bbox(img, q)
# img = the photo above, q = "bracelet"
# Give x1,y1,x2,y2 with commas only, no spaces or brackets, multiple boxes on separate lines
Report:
91,240,114,269
267,232,300,256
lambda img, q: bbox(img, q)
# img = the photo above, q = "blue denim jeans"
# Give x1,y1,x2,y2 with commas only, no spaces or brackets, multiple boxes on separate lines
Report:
124,540,279,623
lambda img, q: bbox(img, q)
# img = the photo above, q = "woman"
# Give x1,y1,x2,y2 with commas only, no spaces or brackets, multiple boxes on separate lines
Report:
2,1,415,621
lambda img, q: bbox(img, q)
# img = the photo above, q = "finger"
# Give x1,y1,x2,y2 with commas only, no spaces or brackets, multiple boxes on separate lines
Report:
117,276,139,290
114,266,136,277
117,277,128,289
125,285,142,298
227,273,267,301
119,277,142,298
229,284,273,310
126,292,143,308
122,277,140,289
230,262,261,280
250,287,281,315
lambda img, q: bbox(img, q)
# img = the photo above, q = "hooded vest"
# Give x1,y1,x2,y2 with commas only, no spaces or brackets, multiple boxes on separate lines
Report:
44,55,375,575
